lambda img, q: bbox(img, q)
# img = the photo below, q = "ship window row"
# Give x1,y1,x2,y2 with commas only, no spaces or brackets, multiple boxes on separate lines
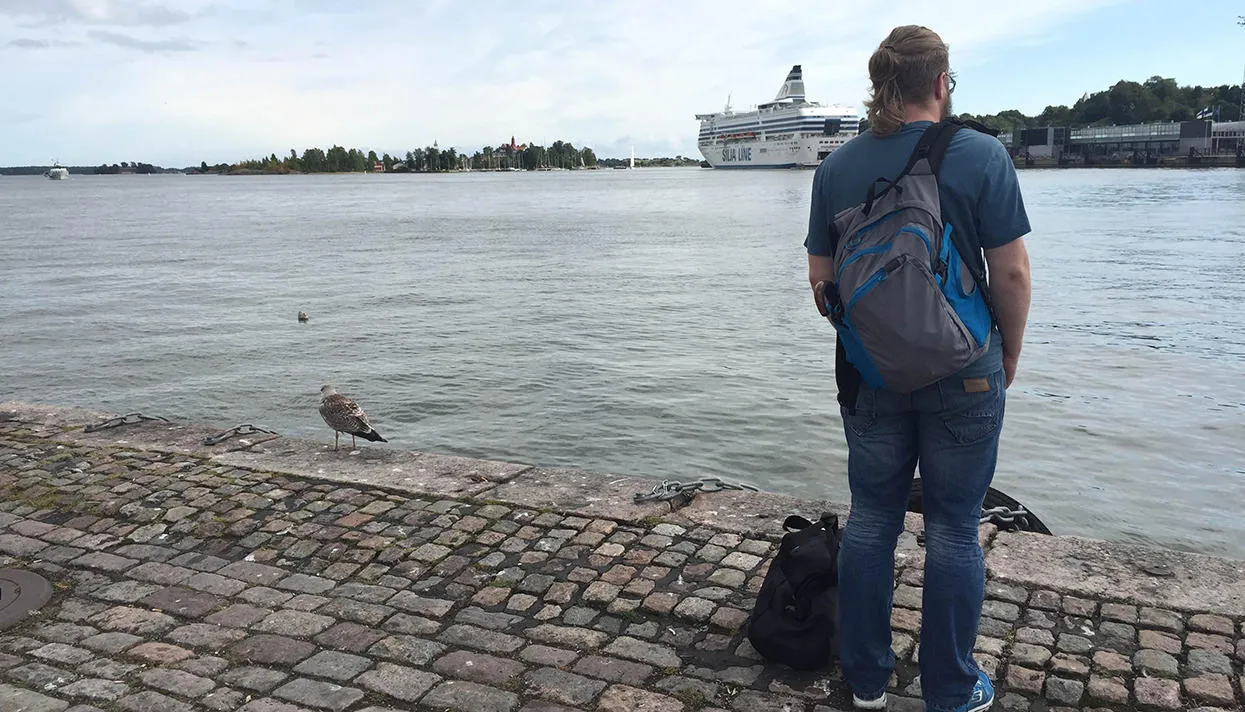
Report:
700,134,846,142
704,117,858,128
701,134,800,141
700,133,852,142
701,122,853,128
705,120,859,130
703,134,823,141
701,122,857,135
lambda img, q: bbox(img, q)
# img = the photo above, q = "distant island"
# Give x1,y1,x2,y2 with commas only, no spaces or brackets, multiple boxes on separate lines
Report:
197,138,604,175
5,76,1238,177
0,139,702,177
0,162,181,176
196,139,702,175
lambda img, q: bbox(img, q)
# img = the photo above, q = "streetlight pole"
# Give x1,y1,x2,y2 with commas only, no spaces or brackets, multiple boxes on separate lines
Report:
1239,17,1244,122
1239,17,1244,121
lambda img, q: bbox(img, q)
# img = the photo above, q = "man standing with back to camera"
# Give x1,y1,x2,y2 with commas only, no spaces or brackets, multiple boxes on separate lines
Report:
804,25,1032,712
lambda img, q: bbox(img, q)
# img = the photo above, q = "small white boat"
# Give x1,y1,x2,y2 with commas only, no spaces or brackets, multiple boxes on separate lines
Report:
45,163,69,180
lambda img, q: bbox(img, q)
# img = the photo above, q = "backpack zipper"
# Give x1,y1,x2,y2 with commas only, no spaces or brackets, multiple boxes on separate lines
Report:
836,242,893,283
838,227,931,283
845,257,905,313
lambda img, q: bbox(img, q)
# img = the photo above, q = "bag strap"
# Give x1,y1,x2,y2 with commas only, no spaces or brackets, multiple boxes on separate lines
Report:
862,119,958,214
778,514,841,601
906,117,998,176
898,120,956,178
819,512,839,530
783,513,840,533
917,119,1001,332
783,515,813,532
862,130,931,214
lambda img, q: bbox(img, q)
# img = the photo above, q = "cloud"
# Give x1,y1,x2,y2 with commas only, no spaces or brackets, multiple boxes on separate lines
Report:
2,0,1153,165
7,37,80,48
0,108,38,124
0,0,192,27
87,29,197,52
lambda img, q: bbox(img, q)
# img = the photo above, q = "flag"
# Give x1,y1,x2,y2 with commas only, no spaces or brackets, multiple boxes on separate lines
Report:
1195,106,1215,120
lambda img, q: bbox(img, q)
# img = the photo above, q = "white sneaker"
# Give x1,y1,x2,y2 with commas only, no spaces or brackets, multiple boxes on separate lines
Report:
852,690,887,709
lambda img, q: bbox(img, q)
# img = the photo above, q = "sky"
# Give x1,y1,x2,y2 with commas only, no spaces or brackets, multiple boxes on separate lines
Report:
1,0,1242,166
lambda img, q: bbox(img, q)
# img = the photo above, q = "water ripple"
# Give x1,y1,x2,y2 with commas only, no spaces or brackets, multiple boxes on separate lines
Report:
1,169,1244,558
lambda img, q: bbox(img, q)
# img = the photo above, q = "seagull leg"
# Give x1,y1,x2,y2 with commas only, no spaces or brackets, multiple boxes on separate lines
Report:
334,431,339,451
352,434,357,448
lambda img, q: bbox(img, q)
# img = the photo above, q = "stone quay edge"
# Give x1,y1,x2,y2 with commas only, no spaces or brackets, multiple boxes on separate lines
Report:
0,400,1242,712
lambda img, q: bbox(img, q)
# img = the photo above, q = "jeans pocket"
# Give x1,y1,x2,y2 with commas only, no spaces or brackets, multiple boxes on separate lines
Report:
939,372,1005,445
841,386,878,437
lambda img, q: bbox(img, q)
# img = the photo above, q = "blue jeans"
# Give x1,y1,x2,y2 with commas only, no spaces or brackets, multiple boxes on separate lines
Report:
836,368,1005,712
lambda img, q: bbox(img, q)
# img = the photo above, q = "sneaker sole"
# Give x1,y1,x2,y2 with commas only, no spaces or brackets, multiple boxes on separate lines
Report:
851,695,887,710
963,698,994,712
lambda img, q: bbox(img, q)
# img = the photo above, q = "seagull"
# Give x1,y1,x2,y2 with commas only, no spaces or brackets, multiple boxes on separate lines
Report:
298,311,308,322
318,384,388,451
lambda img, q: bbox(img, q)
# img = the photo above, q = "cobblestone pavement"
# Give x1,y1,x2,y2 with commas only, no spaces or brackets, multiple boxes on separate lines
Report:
1,408,1243,712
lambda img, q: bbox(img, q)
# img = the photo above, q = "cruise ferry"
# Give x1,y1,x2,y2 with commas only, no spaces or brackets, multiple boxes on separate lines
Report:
696,65,860,168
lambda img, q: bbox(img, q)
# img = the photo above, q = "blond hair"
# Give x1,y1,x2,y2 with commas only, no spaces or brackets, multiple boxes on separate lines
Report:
864,26,950,136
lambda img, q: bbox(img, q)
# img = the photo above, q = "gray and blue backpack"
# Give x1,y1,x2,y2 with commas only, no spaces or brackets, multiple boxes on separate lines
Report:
818,119,999,394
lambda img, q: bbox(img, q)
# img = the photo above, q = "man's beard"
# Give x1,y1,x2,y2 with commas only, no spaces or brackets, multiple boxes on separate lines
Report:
941,95,954,119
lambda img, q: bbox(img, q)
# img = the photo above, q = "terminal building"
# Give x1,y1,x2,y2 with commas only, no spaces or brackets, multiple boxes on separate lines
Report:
998,120,1244,162
1209,121,1245,153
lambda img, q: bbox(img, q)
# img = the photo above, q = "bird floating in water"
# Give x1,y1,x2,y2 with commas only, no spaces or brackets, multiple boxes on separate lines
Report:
318,384,388,451
298,311,309,322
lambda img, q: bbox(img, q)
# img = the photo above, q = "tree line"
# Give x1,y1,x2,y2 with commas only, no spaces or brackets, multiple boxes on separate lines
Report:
958,76,1242,134
0,162,173,175
596,156,702,168
95,162,163,174
205,139,600,174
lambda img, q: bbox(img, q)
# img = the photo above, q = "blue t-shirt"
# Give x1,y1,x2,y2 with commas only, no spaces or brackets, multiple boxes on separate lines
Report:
804,120,1031,383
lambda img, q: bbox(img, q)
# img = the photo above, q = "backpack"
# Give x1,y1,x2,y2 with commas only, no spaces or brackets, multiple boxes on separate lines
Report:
817,118,999,394
746,512,841,670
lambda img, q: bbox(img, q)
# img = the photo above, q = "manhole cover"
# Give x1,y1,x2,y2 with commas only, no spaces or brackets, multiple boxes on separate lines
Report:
0,569,53,630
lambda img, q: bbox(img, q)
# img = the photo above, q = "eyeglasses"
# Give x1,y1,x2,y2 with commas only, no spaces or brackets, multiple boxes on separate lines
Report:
946,71,957,94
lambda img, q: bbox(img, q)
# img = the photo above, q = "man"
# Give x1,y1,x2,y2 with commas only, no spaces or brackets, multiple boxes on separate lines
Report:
804,25,1032,712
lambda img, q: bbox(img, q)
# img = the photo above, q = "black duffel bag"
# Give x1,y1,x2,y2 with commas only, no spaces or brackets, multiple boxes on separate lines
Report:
745,512,842,670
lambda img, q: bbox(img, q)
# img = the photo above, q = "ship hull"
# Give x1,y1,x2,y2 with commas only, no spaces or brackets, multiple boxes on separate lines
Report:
697,133,853,169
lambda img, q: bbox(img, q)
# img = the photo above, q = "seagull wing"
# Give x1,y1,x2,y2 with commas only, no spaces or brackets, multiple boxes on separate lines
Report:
319,393,373,434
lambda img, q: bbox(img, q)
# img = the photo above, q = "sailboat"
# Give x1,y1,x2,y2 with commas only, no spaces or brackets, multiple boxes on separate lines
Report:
615,146,635,170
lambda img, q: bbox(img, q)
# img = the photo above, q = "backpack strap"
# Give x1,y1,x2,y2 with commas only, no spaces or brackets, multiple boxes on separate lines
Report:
919,121,961,175
894,119,961,180
961,117,1001,137
917,119,1003,333
863,120,957,213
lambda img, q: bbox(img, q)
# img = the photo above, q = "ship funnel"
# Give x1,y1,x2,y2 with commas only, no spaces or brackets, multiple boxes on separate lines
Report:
773,65,806,102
